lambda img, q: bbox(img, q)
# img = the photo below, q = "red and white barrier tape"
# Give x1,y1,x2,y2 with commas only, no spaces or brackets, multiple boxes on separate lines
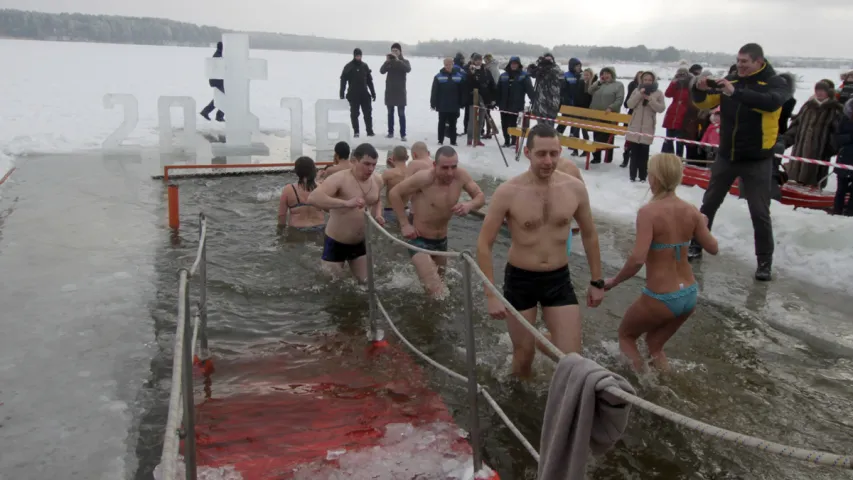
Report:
474,106,853,172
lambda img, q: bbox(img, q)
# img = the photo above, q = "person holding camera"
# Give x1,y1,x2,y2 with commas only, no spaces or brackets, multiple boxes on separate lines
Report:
530,53,564,127
625,72,665,182
688,43,790,281
662,67,696,158
380,43,411,141
464,53,496,146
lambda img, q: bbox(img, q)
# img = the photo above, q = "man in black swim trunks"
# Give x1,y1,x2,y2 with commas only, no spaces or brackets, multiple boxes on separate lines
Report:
476,124,605,378
388,146,485,297
308,143,385,282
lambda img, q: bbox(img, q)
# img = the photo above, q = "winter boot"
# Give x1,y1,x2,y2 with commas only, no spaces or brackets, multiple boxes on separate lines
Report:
755,258,773,281
215,111,225,122
687,241,703,261
200,102,215,121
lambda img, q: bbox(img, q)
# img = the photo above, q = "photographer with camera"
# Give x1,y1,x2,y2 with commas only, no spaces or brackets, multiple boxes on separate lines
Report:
380,43,412,141
530,53,564,127
663,67,698,158
687,43,790,281
464,53,496,146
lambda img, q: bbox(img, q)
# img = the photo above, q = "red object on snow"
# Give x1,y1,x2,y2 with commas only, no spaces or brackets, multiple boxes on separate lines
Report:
681,165,835,210
187,334,487,479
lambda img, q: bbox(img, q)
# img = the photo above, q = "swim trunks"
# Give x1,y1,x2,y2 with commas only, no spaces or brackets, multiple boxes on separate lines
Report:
502,263,578,312
642,283,698,317
406,236,448,257
321,234,367,263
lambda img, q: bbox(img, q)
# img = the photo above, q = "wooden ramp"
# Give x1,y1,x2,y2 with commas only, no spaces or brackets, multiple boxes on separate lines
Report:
189,334,491,479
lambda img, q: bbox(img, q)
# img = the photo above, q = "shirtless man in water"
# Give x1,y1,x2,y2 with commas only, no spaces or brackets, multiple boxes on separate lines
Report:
308,143,385,282
477,124,605,377
405,141,433,176
381,146,409,224
389,146,486,297
319,141,352,180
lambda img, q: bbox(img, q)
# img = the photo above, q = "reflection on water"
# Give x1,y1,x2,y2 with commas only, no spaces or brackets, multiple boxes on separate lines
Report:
136,173,853,480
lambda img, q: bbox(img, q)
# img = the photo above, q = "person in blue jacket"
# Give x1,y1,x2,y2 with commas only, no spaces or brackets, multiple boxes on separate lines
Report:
431,58,466,146
834,99,853,216
496,56,534,148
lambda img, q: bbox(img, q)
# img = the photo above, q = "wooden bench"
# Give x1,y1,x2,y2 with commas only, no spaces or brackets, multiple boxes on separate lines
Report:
508,106,632,170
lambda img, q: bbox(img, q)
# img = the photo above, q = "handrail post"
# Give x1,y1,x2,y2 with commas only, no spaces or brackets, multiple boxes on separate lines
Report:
365,213,382,343
180,273,198,480
461,254,483,472
198,214,209,358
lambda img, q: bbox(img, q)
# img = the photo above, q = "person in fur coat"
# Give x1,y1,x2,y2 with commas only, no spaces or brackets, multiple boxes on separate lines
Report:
784,80,845,188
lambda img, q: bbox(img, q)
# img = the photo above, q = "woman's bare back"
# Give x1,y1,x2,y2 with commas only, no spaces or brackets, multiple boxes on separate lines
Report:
643,197,701,292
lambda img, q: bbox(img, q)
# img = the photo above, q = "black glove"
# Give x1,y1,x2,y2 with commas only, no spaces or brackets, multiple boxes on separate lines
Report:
371,94,376,102
340,94,345,100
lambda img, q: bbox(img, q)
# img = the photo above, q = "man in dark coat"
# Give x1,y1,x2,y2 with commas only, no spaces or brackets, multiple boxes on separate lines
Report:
496,56,534,147
340,48,377,137
200,42,225,122
689,43,791,281
380,42,411,140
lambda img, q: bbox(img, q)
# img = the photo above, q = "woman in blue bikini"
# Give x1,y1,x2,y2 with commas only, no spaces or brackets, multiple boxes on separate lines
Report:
605,154,718,372
277,156,326,232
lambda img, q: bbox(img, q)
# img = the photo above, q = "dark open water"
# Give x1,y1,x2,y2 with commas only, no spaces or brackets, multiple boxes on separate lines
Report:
134,173,853,480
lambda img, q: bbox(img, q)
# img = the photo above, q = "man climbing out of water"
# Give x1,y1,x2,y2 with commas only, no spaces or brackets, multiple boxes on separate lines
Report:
319,141,351,180
308,143,385,282
476,124,605,378
340,48,377,138
388,146,486,297
200,42,225,122
689,43,789,281
381,146,410,224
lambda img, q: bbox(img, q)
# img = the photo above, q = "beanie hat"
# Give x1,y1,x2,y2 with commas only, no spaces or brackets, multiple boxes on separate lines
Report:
471,53,483,61
353,48,362,57
391,42,401,52
689,64,703,75
600,66,616,78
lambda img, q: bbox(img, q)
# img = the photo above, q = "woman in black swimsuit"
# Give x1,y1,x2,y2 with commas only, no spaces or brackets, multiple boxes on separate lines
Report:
277,157,326,232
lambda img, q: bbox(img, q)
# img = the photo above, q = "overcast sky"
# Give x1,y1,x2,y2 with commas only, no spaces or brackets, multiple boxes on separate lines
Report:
4,0,850,59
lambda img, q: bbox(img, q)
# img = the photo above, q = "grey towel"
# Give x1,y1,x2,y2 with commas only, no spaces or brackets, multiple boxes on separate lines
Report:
537,353,636,480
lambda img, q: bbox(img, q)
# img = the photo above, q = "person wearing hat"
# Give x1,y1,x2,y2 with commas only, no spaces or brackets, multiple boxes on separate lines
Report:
783,79,844,188
380,42,411,141
340,48,377,138
588,66,625,163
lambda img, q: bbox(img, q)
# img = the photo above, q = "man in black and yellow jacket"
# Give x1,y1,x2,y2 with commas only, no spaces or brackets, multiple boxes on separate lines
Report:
687,43,790,281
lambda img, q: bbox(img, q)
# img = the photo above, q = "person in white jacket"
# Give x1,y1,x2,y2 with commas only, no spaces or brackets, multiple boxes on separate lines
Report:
625,72,666,182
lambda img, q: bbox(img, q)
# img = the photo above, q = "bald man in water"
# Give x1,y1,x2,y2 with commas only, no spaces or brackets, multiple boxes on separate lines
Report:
381,146,410,224
406,141,433,176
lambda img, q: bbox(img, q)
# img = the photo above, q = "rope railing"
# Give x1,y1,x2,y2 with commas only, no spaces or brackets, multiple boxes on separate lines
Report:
160,212,209,480
363,212,853,471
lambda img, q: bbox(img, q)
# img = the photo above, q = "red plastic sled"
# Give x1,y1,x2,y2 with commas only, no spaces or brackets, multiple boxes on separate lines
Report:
682,165,836,210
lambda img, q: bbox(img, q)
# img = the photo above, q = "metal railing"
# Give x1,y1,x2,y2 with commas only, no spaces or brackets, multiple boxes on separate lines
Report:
160,213,209,480
362,211,853,472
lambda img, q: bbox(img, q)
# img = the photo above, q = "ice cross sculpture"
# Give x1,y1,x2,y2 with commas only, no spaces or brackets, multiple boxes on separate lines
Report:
205,33,269,157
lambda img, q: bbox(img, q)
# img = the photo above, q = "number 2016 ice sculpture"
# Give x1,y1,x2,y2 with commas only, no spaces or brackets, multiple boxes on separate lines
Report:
101,33,352,161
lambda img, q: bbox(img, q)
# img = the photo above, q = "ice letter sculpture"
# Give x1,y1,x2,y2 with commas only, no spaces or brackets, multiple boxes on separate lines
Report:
206,33,269,157
315,99,352,152
280,98,304,160
158,96,197,154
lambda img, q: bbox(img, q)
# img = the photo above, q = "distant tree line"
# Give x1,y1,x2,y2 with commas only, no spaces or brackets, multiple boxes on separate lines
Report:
0,9,848,69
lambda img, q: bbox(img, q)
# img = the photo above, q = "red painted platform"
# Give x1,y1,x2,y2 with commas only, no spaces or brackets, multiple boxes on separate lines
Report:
186,335,495,479
682,165,838,210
